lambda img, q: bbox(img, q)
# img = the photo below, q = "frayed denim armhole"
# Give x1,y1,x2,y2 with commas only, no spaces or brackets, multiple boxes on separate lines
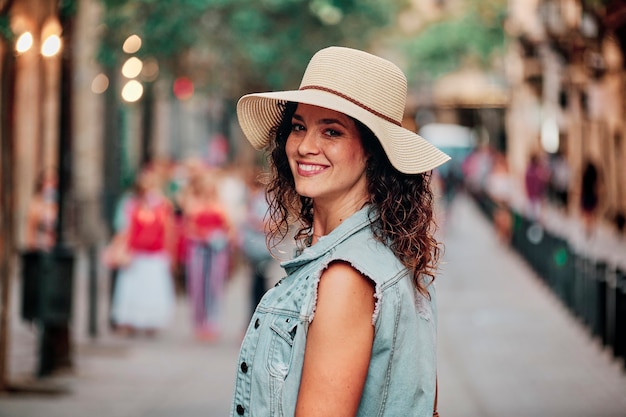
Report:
372,284,382,325
308,258,381,326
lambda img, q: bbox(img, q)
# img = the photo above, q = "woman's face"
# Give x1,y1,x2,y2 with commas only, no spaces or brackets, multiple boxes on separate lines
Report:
285,103,369,207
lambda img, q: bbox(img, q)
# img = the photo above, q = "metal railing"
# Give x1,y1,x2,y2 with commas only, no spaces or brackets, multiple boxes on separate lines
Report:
472,191,626,369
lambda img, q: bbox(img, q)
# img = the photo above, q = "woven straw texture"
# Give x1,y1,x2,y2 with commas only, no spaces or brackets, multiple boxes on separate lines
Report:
237,46,450,174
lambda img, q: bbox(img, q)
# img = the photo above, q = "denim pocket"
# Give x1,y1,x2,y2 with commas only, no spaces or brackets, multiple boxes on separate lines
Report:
267,316,298,379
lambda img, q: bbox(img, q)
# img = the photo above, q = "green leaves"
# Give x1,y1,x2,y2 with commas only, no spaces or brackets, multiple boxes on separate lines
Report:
0,14,13,43
97,0,405,96
401,0,507,84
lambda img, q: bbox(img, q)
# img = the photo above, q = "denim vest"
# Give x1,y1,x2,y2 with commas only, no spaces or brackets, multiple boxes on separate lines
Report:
230,206,437,417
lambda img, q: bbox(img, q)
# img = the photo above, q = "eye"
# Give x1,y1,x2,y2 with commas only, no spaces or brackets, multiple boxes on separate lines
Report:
324,128,342,137
291,121,305,133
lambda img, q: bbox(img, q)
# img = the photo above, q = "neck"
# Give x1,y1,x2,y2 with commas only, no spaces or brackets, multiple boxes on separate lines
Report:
311,196,369,239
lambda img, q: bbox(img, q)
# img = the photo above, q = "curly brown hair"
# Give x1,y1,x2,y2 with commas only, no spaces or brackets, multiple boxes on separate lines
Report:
264,102,442,294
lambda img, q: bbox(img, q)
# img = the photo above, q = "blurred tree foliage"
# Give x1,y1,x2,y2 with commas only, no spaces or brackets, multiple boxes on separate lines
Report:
0,14,12,42
98,0,406,98
399,0,507,86
0,0,15,42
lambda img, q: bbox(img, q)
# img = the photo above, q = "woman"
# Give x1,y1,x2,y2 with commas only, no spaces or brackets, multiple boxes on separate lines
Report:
179,167,233,341
110,166,176,337
231,47,449,417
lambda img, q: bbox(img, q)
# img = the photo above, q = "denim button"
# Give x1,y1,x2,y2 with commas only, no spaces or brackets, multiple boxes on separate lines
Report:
254,318,260,329
236,404,245,415
241,362,248,373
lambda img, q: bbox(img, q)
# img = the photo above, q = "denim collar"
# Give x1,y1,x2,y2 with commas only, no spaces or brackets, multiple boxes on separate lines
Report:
281,205,373,272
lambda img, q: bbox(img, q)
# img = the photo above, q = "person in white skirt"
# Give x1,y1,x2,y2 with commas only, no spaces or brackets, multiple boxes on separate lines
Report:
110,166,176,337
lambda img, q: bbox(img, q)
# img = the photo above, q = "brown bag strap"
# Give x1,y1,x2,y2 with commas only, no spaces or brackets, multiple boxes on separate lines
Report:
432,375,439,417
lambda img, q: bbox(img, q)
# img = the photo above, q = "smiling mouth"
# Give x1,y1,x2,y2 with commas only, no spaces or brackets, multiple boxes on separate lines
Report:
298,163,327,174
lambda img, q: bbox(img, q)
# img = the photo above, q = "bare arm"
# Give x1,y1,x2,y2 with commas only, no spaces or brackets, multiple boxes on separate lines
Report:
296,261,375,417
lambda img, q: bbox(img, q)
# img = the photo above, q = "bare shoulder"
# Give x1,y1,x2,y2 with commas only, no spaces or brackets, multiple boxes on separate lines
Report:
316,261,375,320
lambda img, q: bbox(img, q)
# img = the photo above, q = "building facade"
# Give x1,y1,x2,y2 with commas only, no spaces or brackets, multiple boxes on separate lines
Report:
506,0,626,229
1,0,106,248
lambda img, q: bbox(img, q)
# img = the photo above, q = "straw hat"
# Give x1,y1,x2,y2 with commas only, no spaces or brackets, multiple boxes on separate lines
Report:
237,46,450,174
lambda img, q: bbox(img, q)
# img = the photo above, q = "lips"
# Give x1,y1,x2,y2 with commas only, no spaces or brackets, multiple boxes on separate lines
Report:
297,163,328,176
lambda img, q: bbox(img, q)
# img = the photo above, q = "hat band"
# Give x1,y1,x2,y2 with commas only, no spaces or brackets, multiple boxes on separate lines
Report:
299,85,401,127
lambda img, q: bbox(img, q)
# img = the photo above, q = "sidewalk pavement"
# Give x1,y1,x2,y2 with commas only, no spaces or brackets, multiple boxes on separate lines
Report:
1,193,625,417
437,192,626,417
1,258,256,417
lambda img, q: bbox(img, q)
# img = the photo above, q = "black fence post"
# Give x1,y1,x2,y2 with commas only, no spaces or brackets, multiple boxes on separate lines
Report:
573,254,586,323
562,245,576,314
549,236,570,306
614,268,626,368
20,249,75,377
593,261,608,344
605,266,617,352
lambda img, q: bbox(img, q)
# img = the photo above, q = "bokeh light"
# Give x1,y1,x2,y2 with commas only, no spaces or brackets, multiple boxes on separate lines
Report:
142,58,160,82
91,73,110,94
173,77,194,100
540,117,560,154
310,1,343,25
41,34,62,57
121,57,143,79
121,80,144,102
15,32,33,53
122,34,142,54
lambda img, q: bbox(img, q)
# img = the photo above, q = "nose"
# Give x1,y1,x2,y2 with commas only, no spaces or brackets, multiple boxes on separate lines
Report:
296,130,320,155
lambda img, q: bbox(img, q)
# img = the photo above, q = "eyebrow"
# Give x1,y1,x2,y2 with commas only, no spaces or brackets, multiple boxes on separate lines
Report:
292,113,348,128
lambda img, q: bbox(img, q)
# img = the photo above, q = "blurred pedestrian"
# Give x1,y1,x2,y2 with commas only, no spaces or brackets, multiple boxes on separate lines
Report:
179,167,233,341
549,150,571,211
25,168,58,251
239,167,273,319
109,166,176,337
524,151,550,222
163,159,188,296
230,46,449,416
461,142,494,195
217,164,249,233
486,153,513,243
580,159,601,237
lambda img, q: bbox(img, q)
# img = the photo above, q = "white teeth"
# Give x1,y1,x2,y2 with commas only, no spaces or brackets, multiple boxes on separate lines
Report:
299,163,325,173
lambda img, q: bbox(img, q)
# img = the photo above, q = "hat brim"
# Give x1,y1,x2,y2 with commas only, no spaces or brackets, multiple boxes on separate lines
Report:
237,90,450,174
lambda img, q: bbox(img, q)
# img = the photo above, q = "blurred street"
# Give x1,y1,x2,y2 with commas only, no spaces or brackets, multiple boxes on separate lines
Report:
1,193,625,417
3,1,626,416
436,193,626,417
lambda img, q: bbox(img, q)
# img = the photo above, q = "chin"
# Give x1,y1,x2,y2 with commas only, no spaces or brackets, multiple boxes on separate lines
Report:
295,188,316,199
294,183,319,199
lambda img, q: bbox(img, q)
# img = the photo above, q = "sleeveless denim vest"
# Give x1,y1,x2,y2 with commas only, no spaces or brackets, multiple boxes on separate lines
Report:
231,206,437,417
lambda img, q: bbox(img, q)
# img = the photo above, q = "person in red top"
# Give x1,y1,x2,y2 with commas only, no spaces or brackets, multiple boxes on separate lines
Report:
127,194,170,252
110,166,176,337
524,152,551,222
179,166,233,341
